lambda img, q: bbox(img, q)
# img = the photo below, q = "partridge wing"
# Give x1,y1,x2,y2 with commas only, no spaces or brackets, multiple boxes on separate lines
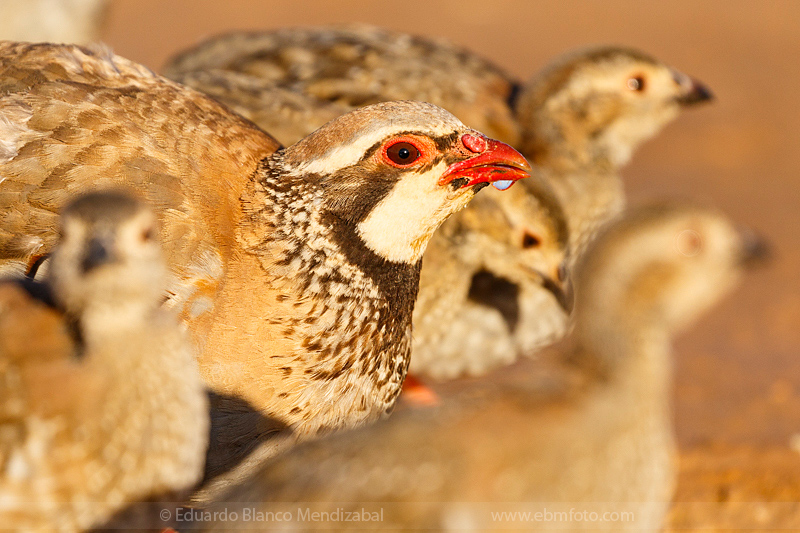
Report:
0,42,281,323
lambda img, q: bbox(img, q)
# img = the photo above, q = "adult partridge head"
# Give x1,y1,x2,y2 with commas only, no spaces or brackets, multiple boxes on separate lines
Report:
272,100,530,264
224,100,529,434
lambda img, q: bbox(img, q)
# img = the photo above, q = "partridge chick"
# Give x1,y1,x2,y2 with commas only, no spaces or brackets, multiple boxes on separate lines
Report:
411,174,569,379
165,27,570,378
0,0,107,44
0,191,208,531
194,204,765,532
435,47,713,377
515,46,714,260
0,42,529,435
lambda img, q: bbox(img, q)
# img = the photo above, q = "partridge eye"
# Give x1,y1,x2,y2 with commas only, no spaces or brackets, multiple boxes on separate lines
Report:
385,142,421,166
627,75,646,92
521,231,541,249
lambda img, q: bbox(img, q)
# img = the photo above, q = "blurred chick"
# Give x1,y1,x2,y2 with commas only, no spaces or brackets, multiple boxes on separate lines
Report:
515,46,714,261
165,26,570,379
411,175,569,379
0,0,108,44
0,192,208,531
193,204,765,532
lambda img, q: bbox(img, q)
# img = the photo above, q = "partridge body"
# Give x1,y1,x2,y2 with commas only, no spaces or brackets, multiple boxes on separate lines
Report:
165,27,571,379
196,204,764,532
0,42,529,434
165,29,712,379
164,25,521,146
0,191,208,531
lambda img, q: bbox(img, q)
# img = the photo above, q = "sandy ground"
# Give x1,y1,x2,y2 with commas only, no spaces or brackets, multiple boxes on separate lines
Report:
25,1,800,528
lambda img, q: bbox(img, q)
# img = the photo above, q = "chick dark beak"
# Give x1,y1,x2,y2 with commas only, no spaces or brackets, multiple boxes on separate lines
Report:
440,136,531,190
518,260,572,313
675,73,714,105
535,265,573,314
739,230,771,267
82,238,116,273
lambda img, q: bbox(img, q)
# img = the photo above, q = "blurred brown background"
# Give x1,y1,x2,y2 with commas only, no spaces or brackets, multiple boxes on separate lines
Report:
20,0,800,524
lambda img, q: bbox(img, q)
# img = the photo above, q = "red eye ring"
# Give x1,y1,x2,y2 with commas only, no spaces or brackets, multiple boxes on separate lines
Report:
384,140,422,167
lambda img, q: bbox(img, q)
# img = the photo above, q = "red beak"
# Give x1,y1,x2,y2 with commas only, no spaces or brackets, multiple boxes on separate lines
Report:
440,137,531,189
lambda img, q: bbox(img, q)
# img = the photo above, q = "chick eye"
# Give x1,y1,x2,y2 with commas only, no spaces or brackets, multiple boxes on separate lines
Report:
627,75,646,92
676,229,703,257
385,142,421,166
140,226,155,243
521,231,541,249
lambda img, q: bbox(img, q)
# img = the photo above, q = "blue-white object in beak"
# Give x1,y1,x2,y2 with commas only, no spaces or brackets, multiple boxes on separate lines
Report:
492,179,515,191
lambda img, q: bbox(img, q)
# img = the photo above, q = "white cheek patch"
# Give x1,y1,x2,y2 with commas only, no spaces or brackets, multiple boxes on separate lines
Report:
357,163,471,263
296,123,459,175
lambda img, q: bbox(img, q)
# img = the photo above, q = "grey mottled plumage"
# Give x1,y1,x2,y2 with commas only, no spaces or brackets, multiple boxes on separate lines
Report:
164,25,520,146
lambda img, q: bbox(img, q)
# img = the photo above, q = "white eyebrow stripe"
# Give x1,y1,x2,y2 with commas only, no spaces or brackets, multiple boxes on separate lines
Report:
296,122,461,175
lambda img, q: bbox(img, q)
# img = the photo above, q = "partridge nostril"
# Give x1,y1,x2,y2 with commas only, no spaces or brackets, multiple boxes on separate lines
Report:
462,133,487,154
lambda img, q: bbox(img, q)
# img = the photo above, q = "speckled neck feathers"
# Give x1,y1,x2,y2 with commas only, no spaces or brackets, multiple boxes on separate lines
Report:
237,154,420,431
